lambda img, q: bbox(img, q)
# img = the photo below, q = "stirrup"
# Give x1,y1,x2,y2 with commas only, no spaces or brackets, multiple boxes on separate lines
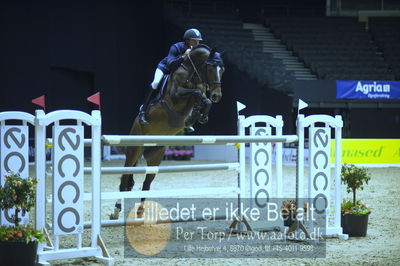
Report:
139,111,149,125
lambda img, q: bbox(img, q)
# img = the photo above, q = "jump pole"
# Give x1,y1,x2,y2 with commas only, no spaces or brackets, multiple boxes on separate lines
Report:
102,134,298,146
83,214,229,228
83,162,240,175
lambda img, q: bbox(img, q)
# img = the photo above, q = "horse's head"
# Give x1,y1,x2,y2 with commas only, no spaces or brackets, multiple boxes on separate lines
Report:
185,44,224,103
205,50,225,103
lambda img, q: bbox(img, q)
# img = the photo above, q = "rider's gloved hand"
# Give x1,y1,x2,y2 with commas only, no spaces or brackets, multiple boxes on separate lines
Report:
183,48,191,59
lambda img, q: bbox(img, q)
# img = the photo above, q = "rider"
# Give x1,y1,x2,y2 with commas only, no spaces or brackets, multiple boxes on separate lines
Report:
138,28,203,127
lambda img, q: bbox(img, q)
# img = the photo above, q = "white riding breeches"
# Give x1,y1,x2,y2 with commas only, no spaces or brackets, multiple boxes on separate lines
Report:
151,68,164,90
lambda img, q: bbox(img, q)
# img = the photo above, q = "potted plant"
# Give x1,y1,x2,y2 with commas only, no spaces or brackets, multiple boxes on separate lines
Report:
0,171,45,265
341,164,372,237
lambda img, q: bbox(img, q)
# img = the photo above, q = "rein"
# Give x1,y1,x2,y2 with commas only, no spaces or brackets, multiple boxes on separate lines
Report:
187,52,203,84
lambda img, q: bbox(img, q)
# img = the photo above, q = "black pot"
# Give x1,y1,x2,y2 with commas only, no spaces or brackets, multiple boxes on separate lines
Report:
341,213,370,237
0,241,38,266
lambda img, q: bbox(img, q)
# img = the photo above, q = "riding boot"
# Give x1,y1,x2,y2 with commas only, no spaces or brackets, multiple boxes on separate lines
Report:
139,89,157,125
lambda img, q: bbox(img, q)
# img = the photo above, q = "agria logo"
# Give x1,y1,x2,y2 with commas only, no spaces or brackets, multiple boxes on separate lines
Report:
355,81,391,95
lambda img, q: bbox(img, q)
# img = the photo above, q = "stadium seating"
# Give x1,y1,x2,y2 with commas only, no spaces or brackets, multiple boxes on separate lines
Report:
166,1,398,87
267,17,396,80
368,17,400,80
167,10,295,92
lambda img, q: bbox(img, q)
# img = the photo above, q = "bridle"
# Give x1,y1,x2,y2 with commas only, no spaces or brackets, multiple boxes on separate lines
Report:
204,64,222,94
187,52,223,95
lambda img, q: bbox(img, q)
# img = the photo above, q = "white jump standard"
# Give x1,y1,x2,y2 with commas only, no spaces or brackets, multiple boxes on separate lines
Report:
34,110,114,266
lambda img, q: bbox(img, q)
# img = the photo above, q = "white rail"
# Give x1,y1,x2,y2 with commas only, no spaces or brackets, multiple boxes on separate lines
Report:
102,134,299,146
84,187,240,200
83,162,240,175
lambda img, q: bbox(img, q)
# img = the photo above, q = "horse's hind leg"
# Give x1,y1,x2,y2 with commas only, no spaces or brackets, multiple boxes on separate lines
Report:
136,146,166,217
110,146,143,220
142,146,166,192
120,146,142,191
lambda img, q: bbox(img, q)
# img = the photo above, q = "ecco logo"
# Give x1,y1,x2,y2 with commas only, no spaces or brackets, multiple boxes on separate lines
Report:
54,127,83,234
1,126,29,224
311,128,329,214
3,127,26,173
252,127,272,208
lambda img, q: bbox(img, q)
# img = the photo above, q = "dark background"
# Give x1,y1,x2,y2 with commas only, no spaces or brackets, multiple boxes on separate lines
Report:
0,0,399,137
0,0,168,135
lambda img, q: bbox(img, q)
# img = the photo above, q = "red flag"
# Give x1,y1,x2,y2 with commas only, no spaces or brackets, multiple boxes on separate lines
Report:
87,92,101,109
32,95,46,109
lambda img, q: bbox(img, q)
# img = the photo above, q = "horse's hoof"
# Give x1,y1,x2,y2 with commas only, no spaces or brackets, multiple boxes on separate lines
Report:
109,213,119,220
139,118,149,125
136,206,145,218
186,126,195,133
109,206,121,220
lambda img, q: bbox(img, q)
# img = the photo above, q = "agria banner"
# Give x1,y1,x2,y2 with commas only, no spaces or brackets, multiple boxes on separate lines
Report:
336,80,400,99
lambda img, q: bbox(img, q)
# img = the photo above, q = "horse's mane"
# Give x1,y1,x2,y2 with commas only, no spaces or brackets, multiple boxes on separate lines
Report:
191,43,211,52
207,51,224,66
184,44,225,68
192,44,224,66
185,44,211,66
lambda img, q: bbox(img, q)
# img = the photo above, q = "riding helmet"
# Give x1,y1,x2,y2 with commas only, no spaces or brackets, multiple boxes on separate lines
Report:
183,28,202,41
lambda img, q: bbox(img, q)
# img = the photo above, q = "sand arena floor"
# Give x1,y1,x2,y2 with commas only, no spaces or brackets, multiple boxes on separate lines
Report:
35,159,400,266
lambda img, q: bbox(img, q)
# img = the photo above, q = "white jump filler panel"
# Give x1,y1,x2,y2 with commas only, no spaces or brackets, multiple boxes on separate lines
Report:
243,115,284,230
250,125,272,207
0,111,35,226
298,114,345,239
0,125,30,226
52,125,84,235
309,126,331,218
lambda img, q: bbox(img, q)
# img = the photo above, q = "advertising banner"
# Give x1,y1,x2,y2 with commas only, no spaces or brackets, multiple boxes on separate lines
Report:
331,139,400,164
336,80,400,99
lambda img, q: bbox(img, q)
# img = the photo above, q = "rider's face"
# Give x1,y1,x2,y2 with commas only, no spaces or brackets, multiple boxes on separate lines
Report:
188,39,200,47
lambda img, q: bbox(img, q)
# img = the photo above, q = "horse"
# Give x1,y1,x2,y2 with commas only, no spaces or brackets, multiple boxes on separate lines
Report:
110,44,225,219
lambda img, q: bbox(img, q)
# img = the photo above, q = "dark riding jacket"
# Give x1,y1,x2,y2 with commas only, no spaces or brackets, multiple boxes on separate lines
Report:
157,42,189,74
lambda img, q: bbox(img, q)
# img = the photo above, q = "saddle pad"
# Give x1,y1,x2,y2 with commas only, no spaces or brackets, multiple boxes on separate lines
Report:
159,74,169,96
151,74,169,105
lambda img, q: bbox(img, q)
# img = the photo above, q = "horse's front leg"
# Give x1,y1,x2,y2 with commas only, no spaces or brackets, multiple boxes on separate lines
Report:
174,86,203,104
185,96,212,127
198,97,212,124
185,108,200,127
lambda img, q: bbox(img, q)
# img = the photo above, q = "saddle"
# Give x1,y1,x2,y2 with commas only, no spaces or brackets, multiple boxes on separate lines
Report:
151,74,169,105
